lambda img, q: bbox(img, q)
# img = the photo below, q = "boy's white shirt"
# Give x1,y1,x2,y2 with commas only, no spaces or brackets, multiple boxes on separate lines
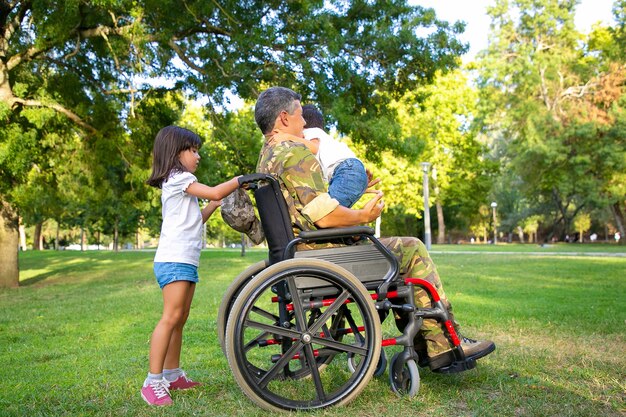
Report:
154,171,203,266
303,127,356,181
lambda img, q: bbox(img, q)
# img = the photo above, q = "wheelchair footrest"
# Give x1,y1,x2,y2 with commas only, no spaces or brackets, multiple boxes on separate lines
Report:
431,357,476,374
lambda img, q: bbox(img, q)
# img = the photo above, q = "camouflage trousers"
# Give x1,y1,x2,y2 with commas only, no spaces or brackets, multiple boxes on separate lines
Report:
380,236,459,357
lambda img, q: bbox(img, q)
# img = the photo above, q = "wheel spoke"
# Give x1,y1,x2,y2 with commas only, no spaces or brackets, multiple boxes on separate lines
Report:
344,307,366,344
257,341,303,389
303,343,326,402
308,290,351,335
251,305,280,322
243,330,271,352
286,276,307,332
309,335,369,356
244,319,301,340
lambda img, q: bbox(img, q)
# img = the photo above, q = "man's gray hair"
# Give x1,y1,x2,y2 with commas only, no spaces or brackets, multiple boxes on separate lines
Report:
255,87,302,134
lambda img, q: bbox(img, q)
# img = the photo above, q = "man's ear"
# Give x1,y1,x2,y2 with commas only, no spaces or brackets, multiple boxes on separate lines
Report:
279,110,289,127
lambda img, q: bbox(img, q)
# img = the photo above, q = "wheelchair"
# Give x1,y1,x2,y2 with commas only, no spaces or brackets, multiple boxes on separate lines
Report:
218,174,478,412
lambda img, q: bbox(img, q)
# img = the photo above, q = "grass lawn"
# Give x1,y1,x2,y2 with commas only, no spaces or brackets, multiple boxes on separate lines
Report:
1,247,624,416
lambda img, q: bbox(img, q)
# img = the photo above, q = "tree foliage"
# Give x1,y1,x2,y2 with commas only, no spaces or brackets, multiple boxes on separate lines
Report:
1,1,467,286
476,0,626,240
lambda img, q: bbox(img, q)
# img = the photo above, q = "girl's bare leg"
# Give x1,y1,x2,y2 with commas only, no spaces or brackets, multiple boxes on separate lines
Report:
164,282,196,370
149,281,194,374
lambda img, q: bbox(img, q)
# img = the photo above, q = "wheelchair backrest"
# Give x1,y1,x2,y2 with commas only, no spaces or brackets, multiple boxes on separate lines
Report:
253,177,295,265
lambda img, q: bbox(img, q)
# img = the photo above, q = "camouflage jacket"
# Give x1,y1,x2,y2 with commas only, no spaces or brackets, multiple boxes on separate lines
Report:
256,140,339,236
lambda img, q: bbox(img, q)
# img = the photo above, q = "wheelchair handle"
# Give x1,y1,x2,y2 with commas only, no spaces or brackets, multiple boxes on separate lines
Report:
238,173,273,188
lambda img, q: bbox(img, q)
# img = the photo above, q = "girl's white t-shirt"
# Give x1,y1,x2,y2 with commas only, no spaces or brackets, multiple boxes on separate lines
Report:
154,171,203,266
303,127,356,181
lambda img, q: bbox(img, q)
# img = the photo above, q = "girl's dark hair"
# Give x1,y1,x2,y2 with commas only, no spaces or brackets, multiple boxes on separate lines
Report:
146,126,202,188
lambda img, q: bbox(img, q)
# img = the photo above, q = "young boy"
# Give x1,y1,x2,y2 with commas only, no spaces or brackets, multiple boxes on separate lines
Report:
270,104,372,208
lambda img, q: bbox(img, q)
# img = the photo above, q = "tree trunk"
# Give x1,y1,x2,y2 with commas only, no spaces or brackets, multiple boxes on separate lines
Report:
517,226,524,243
610,202,625,244
240,233,246,257
33,222,43,250
80,226,86,251
18,217,27,251
114,218,119,252
0,200,19,288
436,200,445,244
55,221,60,250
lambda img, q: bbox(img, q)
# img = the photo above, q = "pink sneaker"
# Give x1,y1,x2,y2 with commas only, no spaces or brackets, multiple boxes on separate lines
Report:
141,379,172,406
168,372,201,390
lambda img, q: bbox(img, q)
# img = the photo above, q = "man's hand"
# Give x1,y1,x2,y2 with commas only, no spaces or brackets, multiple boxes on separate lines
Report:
360,190,384,223
366,168,381,189
314,191,384,228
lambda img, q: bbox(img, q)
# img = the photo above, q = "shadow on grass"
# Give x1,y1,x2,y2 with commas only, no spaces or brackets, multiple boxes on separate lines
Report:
19,273,55,286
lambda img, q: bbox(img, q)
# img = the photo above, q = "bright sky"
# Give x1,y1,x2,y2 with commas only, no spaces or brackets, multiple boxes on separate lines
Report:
412,0,616,61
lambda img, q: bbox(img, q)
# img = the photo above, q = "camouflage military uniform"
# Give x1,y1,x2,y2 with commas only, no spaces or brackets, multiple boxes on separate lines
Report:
257,140,458,358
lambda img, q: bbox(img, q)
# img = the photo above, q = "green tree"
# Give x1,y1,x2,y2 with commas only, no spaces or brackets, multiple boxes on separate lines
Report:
476,0,625,241
391,69,495,242
520,215,542,243
359,146,424,237
1,1,467,287
573,212,592,242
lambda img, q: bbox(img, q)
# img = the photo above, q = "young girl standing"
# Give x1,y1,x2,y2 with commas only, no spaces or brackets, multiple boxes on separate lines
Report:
142,126,240,406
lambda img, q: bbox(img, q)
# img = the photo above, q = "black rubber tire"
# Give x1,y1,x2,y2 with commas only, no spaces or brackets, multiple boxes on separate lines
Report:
388,353,420,397
224,258,382,411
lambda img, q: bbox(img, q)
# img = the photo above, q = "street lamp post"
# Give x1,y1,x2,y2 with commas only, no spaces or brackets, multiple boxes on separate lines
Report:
491,201,498,244
421,162,432,250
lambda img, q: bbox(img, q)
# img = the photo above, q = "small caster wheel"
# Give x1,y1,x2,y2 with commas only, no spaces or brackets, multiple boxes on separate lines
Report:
389,352,420,397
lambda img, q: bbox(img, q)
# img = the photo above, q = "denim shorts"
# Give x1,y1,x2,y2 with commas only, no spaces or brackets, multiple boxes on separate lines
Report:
328,158,368,208
154,262,199,289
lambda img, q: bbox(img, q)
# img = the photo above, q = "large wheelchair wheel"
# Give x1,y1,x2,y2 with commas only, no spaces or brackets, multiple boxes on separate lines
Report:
217,259,268,354
224,258,382,411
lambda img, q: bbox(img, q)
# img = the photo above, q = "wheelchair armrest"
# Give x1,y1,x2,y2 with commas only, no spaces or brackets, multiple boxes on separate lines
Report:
297,226,375,242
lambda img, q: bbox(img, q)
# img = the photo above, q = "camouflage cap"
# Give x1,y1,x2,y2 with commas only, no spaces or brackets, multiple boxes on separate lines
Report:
221,188,265,245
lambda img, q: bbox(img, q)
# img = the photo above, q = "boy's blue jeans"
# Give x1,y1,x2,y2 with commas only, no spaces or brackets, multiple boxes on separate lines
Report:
328,158,368,208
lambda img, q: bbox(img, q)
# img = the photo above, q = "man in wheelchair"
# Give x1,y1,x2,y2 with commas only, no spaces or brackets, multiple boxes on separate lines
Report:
252,86,495,372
